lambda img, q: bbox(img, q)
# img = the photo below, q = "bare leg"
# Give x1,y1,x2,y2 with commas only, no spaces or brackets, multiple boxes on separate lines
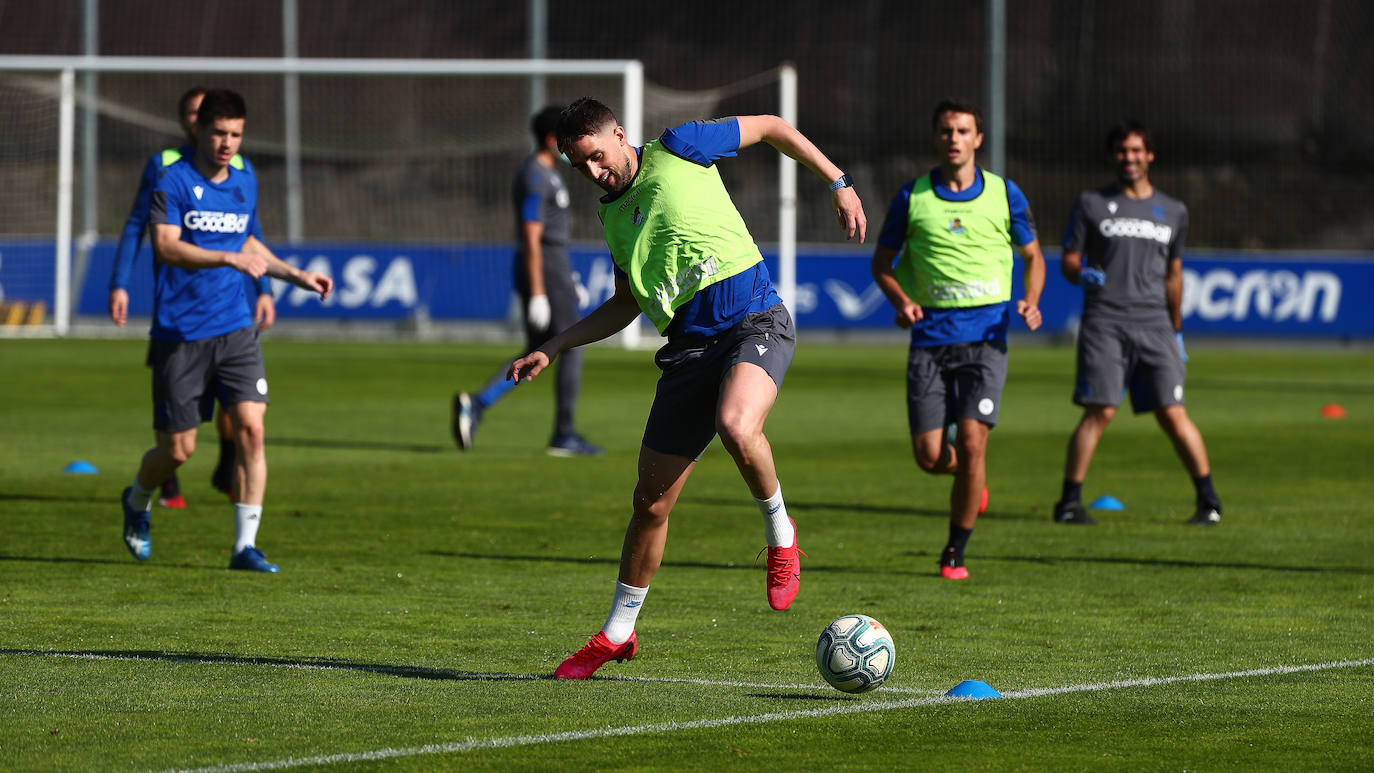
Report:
619,446,696,587
137,428,198,492
1154,404,1211,478
1064,405,1117,483
912,427,958,475
950,418,989,530
714,362,780,499
226,401,267,506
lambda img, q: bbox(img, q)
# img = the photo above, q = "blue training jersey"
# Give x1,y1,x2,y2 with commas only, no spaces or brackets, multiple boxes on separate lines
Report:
876,167,1038,346
147,157,260,341
611,118,780,338
112,145,268,297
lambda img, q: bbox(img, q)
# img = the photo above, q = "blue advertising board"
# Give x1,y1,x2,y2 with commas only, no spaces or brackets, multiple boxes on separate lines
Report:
1,239,1370,338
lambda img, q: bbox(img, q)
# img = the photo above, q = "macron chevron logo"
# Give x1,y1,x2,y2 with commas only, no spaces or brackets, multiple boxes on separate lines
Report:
193,185,204,200
756,344,768,356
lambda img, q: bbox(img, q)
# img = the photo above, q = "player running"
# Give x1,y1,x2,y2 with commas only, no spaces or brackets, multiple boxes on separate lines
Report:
452,106,602,457
120,89,332,571
1051,121,1223,526
510,98,865,679
870,99,1045,580
109,86,276,506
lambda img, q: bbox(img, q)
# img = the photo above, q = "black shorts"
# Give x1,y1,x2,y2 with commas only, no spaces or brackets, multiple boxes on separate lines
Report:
906,340,1009,434
642,303,796,460
1074,316,1186,414
149,326,268,433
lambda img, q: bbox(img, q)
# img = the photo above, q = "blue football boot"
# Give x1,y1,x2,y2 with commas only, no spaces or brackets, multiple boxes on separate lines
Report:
121,487,152,561
229,545,281,573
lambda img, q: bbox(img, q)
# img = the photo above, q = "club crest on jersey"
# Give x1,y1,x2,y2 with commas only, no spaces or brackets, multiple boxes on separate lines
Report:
193,185,204,200
1106,201,1118,214
631,205,646,227
948,218,966,235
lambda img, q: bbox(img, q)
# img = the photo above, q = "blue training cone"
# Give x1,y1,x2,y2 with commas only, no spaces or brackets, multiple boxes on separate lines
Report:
1089,495,1124,510
945,680,1002,699
64,460,99,474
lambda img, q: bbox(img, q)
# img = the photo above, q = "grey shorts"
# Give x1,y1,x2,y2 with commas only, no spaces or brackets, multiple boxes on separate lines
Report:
1074,316,1186,414
906,340,1009,434
643,302,796,460
149,326,268,432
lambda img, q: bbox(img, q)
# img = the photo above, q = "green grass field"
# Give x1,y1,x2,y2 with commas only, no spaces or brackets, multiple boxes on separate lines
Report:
2,337,1372,771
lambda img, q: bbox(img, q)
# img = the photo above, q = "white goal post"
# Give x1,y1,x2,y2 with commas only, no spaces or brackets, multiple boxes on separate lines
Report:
0,55,798,341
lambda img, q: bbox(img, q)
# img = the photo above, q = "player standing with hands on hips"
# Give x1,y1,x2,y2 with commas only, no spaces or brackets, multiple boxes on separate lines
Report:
1051,121,1223,526
511,98,865,679
870,99,1045,580
119,89,333,571
452,106,601,457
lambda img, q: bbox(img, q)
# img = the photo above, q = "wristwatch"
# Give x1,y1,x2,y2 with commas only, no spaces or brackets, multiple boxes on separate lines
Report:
828,173,854,192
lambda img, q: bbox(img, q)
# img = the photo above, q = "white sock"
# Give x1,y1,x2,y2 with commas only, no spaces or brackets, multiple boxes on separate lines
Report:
128,481,155,512
233,504,263,553
756,484,794,547
602,581,648,644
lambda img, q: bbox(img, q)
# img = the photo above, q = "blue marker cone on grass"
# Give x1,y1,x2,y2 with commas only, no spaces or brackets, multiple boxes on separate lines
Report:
64,460,98,474
1089,495,1124,510
945,680,1002,699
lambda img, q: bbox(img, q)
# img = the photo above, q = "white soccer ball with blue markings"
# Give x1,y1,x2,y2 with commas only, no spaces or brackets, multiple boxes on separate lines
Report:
816,613,895,693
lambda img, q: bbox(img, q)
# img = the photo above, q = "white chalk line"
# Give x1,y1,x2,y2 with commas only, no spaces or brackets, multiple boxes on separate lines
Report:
148,656,1373,773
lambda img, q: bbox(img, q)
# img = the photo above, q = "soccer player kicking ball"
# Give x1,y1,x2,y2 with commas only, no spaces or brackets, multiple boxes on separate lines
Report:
1051,121,1222,526
510,98,866,679
870,99,1046,580
120,89,332,571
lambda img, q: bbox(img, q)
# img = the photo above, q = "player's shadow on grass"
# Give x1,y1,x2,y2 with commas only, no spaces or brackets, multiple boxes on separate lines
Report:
746,692,857,702
269,436,450,454
0,648,542,682
1009,371,1374,396
981,553,1372,575
0,554,218,570
426,550,848,573
680,495,1041,522
680,495,948,519
0,493,114,505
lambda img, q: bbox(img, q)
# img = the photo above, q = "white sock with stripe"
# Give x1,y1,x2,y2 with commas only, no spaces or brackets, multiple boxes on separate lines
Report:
233,504,262,553
602,581,648,644
756,484,793,547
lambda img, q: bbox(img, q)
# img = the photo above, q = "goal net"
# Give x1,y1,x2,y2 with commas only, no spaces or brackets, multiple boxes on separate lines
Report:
0,57,796,339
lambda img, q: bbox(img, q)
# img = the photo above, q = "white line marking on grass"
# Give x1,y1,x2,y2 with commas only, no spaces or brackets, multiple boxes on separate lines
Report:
159,657,1374,773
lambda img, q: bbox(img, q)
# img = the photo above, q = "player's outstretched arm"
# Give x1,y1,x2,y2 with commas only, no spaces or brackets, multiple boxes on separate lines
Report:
1016,239,1046,331
510,277,641,382
870,244,923,329
735,115,866,242
246,235,332,301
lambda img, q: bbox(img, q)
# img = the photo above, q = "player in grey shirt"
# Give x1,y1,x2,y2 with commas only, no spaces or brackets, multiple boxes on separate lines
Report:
452,106,601,456
1052,121,1223,526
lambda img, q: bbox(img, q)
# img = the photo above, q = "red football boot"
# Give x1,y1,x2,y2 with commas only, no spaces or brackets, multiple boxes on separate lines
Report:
762,518,805,610
553,631,638,679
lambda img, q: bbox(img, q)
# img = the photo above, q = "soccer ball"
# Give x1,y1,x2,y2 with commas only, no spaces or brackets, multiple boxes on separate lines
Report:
816,614,895,693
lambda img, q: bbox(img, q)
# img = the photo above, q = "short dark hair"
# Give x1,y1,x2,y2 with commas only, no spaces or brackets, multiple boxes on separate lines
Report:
196,88,247,126
932,99,983,133
531,105,563,144
556,97,618,153
177,86,207,118
1107,121,1152,153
